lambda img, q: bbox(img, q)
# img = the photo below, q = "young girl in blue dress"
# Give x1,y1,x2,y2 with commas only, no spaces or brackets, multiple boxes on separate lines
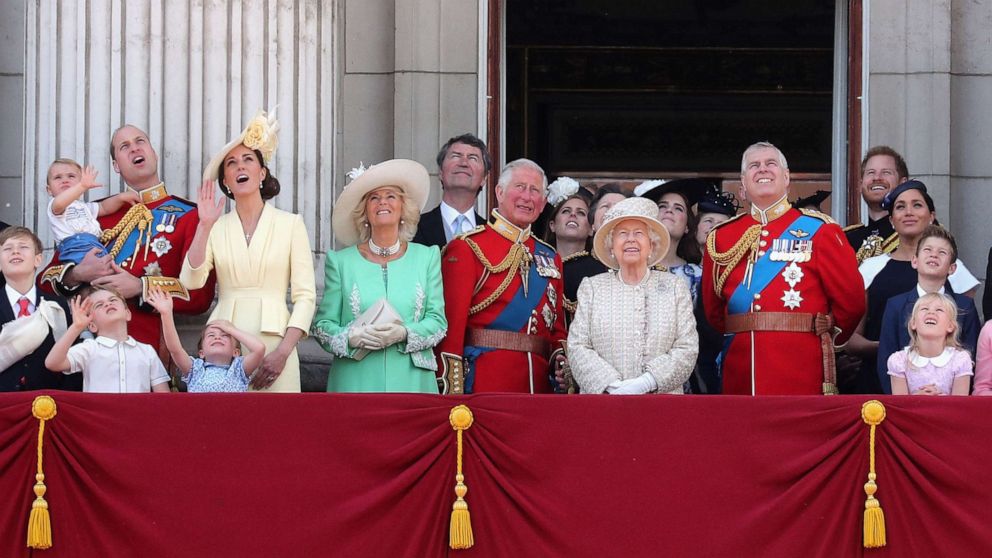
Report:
146,288,265,392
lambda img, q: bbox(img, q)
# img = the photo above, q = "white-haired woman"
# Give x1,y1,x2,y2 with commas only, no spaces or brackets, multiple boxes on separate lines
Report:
311,160,447,393
182,109,316,392
568,197,698,394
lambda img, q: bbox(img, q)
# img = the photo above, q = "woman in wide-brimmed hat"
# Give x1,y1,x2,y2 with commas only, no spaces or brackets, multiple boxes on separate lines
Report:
567,197,698,395
311,159,447,393
181,108,317,392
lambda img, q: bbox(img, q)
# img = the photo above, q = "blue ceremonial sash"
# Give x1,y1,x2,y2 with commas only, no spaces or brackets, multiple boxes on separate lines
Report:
463,242,555,392
726,215,824,315
111,199,194,265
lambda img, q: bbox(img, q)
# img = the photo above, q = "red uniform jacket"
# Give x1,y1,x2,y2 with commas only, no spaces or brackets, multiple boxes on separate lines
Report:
436,213,566,393
40,184,216,350
701,201,864,395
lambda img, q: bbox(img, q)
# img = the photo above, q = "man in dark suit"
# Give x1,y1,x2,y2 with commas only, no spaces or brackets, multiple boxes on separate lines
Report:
413,133,490,247
0,226,80,391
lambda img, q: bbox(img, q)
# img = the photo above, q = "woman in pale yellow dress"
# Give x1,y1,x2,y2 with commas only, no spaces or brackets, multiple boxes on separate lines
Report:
180,110,316,392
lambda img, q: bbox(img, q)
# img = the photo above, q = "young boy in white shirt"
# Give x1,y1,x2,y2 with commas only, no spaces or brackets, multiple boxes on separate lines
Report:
45,286,170,392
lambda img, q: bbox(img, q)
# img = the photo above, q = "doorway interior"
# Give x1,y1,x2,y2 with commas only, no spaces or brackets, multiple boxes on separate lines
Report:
502,0,841,211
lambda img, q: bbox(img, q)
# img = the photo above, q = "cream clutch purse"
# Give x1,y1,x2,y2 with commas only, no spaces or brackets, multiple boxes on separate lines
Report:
352,298,403,360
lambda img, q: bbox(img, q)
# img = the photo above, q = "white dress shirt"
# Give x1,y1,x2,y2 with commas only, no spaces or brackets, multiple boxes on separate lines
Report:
65,336,170,393
439,201,477,241
5,284,37,317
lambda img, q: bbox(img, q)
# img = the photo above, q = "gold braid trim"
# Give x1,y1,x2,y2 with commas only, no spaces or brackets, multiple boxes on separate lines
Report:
706,224,762,295
880,232,899,254
464,237,530,315
99,203,154,259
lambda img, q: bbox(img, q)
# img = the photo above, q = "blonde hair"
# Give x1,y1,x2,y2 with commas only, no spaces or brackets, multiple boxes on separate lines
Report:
907,293,962,360
350,186,421,244
47,157,82,184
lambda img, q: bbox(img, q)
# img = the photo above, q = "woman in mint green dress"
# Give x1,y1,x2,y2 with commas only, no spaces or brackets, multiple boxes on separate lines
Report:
312,159,447,392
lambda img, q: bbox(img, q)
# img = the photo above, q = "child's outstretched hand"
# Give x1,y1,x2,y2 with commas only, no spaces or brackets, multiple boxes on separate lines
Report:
69,296,93,330
80,165,103,190
145,287,174,315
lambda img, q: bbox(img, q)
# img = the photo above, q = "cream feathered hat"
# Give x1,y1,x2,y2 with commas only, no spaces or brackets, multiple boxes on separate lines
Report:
202,108,280,183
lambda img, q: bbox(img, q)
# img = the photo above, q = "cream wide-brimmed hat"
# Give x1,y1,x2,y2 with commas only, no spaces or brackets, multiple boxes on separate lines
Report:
202,108,280,183
592,197,670,269
331,159,430,246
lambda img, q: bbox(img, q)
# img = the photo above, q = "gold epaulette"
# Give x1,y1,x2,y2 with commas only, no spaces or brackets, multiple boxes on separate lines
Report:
880,232,899,254
453,225,485,242
142,276,190,301
533,236,555,252
562,250,589,264
709,212,747,232
799,208,836,224
843,223,865,233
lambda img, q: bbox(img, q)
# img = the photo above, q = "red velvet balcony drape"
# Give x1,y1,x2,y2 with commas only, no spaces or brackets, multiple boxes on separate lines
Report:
2,393,990,557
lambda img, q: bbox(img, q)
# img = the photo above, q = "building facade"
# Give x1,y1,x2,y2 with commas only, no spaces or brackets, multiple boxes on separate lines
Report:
1,1,990,387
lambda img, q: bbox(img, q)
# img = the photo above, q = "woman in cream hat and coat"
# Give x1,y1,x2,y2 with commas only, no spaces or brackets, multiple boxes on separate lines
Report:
311,159,447,393
568,197,698,394
181,109,316,392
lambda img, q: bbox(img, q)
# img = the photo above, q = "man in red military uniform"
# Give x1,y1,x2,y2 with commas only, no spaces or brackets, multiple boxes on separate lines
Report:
702,142,864,395
41,125,216,350
435,158,567,394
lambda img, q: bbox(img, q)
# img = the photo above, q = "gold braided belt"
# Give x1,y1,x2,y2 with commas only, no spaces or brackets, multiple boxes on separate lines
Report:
706,224,762,294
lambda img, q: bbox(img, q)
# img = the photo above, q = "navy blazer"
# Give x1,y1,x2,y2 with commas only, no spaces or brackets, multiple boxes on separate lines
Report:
0,287,81,391
412,204,485,249
876,288,981,394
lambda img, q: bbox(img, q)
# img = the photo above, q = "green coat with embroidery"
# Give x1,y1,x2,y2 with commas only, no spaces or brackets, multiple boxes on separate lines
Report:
311,243,446,393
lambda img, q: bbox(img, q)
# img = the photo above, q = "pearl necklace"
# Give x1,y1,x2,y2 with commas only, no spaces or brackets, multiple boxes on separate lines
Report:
368,238,401,257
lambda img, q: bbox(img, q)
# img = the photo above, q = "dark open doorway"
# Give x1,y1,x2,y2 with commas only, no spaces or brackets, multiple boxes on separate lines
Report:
504,1,837,187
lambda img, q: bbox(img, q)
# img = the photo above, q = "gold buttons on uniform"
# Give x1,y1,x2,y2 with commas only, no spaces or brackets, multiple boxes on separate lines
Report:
754,304,762,311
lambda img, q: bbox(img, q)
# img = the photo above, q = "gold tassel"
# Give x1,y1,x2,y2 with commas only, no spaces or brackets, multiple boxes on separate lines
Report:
448,405,475,550
27,395,58,550
861,400,886,549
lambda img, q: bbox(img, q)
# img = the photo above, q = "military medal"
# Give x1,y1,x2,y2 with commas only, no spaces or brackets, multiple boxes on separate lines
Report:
546,283,557,309
151,237,173,258
155,213,177,233
781,289,804,310
541,303,555,329
534,253,561,279
143,262,163,276
771,239,813,262
782,262,804,288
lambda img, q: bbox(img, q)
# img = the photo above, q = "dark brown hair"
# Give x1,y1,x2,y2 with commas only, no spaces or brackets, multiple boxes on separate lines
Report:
216,148,281,201
860,145,909,181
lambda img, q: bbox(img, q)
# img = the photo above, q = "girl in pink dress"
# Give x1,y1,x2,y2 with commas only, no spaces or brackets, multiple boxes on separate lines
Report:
887,292,972,396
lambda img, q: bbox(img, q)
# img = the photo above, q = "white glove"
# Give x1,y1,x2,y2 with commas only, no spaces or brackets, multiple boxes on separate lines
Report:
348,325,383,350
606,373,658,395
366,323,407,348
